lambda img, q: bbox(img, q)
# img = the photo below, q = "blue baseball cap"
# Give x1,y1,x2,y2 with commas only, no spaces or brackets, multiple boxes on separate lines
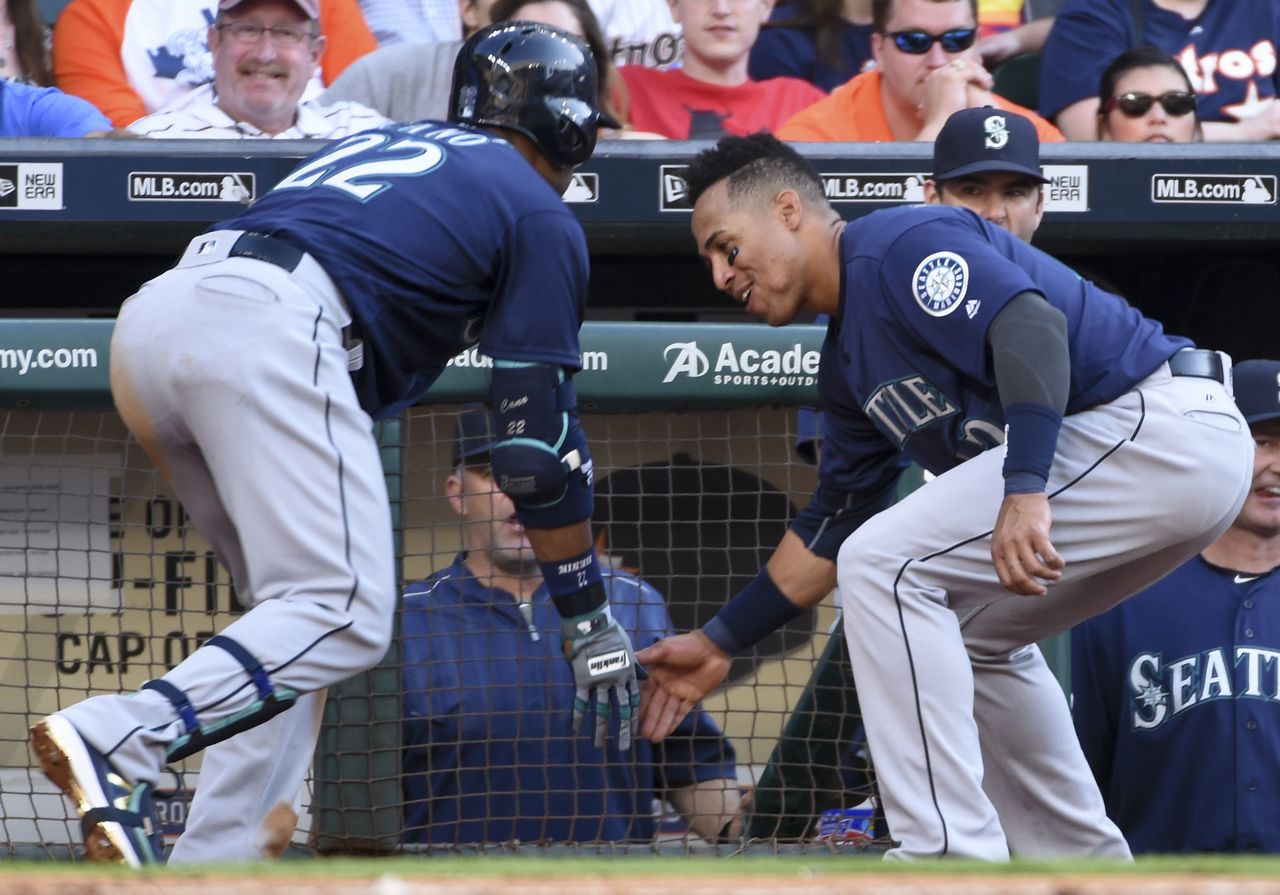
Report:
452,403,495,465
932,107,1049,184
1232,360,1280,425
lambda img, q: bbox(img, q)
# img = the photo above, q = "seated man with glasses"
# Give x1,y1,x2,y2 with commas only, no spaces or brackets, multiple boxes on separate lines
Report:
129,0,387,139
777,0,1062,142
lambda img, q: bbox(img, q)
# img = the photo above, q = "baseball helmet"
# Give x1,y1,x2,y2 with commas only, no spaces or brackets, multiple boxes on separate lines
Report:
449,21,620,169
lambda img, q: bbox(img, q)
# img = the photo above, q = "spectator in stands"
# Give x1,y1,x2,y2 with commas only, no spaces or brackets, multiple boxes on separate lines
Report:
1039,0,1280,141
592,0,682,71
356,0,461,45
324,0,652,137
619,0,825,138
1072,358,1280,853
128,0,387,138
1,0,52,84
777,0,1062,142
0,77,113,134
747,0,874,93
401,405,743,846
1095,46,1201,143
51,0,375,129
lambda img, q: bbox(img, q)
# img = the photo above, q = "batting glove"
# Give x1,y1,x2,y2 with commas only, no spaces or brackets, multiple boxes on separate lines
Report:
560,605,640,751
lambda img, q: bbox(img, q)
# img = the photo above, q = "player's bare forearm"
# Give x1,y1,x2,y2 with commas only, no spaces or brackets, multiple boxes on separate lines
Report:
991,491,1063,596
524,520,594,563
767,530,837,607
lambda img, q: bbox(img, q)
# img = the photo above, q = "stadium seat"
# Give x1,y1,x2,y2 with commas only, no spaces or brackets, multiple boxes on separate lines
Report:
992,52,1041,111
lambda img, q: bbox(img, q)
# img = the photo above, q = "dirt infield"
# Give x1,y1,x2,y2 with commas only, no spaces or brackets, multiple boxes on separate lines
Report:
8,874,1280,895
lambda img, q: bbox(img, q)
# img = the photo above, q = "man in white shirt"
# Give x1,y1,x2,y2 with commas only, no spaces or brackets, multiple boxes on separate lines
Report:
130,0,386,138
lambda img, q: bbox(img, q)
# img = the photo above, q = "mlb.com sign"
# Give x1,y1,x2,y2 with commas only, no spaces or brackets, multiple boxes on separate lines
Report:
663,340,821,387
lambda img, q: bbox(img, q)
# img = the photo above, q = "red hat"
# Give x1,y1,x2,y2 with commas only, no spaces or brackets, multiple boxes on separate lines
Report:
218,0,320,18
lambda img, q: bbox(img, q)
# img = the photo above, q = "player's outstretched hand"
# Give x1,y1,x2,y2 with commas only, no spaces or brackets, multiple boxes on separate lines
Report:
635,630,731,743
561,605,640,750
991,491,1064,596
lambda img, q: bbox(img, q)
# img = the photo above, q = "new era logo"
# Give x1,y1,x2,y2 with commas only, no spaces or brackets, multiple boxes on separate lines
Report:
0,166,16,206
660,165,689,212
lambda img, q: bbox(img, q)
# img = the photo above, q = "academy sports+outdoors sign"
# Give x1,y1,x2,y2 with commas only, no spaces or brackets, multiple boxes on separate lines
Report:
0,320,826,413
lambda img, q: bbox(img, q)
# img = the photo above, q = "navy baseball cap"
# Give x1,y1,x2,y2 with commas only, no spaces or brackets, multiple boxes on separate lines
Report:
452,403,495,465
932,107,1049,184
1232,360,1280,425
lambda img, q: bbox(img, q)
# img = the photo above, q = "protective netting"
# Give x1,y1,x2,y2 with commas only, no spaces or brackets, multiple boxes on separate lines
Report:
1,405,882,859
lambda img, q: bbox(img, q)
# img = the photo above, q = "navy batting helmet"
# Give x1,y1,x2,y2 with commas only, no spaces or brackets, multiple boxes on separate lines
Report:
448,21,619,169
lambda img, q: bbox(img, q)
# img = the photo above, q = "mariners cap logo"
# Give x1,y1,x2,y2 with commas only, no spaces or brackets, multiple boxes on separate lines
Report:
983,115,1009,150
912,251,969,317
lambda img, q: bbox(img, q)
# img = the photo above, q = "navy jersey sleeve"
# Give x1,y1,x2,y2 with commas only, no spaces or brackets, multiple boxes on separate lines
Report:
877,216,1041,382
1070,612,1124,800
478,207,589,372
1039,0,1130,120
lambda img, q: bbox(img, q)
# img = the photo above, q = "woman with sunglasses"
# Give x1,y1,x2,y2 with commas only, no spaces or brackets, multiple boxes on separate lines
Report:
1097,46,1201,142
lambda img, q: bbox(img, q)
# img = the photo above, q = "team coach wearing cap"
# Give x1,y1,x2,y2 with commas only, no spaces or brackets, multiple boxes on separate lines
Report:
925,106,1048,244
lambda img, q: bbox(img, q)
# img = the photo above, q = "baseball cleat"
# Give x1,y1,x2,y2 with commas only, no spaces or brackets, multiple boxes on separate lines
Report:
29,714,163,868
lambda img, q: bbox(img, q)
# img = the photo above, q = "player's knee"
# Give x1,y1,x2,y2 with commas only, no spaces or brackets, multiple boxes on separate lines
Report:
836,523,901,600
341,612,395,673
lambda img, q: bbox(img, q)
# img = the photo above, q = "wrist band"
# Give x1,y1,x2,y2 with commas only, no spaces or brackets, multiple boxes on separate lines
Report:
702,569,805,656
1001,401,1062,495
542,547,606,618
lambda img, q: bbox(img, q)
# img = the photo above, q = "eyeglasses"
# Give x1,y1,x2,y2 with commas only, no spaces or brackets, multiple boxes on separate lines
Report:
215,22,316,47
1104,90,1197,118
884,28,977,54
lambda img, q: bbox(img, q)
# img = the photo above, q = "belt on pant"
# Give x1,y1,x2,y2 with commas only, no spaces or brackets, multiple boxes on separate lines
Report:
1168,348,1227,384
227,231,304,272
221,231,365,372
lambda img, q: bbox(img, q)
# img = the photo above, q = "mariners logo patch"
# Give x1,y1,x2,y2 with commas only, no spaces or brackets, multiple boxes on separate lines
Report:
912,252,969,317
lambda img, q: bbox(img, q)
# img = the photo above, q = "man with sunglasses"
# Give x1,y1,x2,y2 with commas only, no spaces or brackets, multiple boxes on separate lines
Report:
128,0,389,138
778,0,1062,142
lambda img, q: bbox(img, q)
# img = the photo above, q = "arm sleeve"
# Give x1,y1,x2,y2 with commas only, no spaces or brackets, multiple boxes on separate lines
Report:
1037,0,1131,120
987,292,1069,412
988,292,1069,493
51,0,145,129
318,0,379,85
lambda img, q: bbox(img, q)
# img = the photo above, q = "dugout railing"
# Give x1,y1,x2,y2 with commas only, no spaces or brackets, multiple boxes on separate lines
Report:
0,319,1068,857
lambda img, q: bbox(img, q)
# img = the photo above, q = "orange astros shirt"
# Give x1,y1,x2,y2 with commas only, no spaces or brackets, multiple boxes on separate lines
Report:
776,69,1064,142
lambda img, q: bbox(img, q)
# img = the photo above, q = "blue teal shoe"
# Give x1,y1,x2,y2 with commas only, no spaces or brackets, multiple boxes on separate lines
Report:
30,714,163,867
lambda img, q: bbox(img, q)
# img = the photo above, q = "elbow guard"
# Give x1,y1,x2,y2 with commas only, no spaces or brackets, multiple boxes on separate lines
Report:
489,360,594,530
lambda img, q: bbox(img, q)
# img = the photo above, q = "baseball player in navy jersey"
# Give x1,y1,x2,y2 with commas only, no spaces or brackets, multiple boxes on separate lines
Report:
29,22,639,867
1072,358,1280,854
636,133,1254,860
